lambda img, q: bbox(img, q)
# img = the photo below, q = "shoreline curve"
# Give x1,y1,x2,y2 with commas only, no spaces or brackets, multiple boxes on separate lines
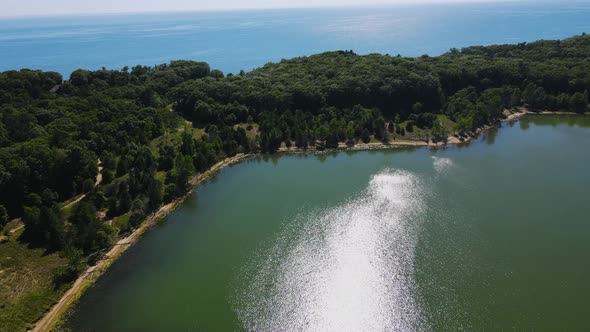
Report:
31,110,586,331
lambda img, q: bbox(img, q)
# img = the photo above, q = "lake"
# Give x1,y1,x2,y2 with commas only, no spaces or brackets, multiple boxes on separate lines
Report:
1,2,590,77
66,115,590,331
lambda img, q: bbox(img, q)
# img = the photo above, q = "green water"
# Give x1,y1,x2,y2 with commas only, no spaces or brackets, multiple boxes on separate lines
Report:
67,115,590,331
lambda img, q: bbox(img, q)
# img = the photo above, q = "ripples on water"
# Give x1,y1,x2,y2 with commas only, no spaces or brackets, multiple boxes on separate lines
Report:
235,169,429,331
432,156,454,175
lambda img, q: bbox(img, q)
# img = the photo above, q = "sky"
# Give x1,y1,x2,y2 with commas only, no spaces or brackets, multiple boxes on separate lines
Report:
2,0,520,17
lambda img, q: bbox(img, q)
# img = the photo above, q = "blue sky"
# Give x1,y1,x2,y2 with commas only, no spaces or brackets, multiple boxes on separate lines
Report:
3,0,518,17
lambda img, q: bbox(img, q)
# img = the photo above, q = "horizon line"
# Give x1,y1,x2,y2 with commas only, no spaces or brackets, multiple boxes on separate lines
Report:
0,0,565,20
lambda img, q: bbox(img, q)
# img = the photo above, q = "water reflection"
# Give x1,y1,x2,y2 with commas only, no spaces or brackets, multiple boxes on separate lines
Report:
484,127,499,145
519,120,530,131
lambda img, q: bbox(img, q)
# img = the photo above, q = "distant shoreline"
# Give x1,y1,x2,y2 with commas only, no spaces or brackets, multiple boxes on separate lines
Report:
275,109,572,154
32,110,586,332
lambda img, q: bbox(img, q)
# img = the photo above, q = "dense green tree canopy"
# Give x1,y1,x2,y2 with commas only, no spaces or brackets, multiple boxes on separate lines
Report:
1,34,589,255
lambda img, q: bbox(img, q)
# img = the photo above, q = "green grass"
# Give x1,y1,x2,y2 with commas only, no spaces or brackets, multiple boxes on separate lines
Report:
112,214,131,234
388,117,457,142
436,114,456,131
234,123,259,142
150,122,256,158
109,173,129,187
149,132,179,157
0,228,70,332
154,171,167,182
188,127,207,141
390,122,431,142
61,204,74,220
177,120,207,140
149,122,207,158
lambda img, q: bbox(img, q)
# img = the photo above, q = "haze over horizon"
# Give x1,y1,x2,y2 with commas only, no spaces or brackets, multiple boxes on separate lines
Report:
3,0,533,17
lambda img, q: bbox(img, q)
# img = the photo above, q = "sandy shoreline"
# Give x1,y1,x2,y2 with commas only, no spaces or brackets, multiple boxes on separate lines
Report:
277,110,533,154
32,153,251,332
31,110,585,331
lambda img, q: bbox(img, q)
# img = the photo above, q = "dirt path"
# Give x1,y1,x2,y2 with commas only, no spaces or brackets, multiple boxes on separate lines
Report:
9,224,24,235
95,161,103,187
32,154,249,332
61,160,102,211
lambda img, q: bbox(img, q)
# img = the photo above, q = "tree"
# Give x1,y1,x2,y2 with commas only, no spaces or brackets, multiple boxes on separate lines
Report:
106,194,119,218
22,206,41,243
158,144,176,171
100,151,117,170
129,198,146,227
412,102,423,114
54,248,85,287
41,189,59,206
164,183,179,202
148,179,164,211
361,128,371,143
83,178,95,193
522,83,546,110
346,124,355,142
316,125,329,143
180,132,195,156
118,182,132,213
93,224,115,251
69,201,98,250
0,205,7,228
116,156,130,177
454,117,473,134
570,91,589,113
175,155,195,189
22,202,66,250
91,189,106,210
431,119,449,142
102,170,114,184
210,69,224,79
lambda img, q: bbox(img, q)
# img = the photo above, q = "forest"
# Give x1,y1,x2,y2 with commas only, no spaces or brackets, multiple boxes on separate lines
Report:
0,34,589,280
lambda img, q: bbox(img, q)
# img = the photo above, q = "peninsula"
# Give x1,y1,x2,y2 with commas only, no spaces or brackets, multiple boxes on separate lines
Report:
1,35,589,331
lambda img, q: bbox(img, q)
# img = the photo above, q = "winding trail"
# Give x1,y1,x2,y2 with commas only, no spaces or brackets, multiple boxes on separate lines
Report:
61,160,103,211
2,161,103,243
32,154,250,332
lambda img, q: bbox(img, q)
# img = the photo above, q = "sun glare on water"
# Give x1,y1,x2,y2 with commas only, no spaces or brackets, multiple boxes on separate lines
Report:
235,169,430,331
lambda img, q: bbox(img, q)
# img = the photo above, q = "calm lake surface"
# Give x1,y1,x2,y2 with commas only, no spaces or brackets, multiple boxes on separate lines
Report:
2,2,590,76
66,115,590,331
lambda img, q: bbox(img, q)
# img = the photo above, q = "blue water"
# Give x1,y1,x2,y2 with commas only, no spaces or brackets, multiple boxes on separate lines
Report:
1,2,590,78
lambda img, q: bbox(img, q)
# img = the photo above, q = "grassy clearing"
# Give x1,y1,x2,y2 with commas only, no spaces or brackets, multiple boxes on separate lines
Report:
179,120,207,141
389,122,430,142
235,123,259,142
436,114,455,130
149,132,179,157
109,173,129,187
388,116,456,142
150,122,207,157
112,214,131,234
0,227,70,332
150,121,258,158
